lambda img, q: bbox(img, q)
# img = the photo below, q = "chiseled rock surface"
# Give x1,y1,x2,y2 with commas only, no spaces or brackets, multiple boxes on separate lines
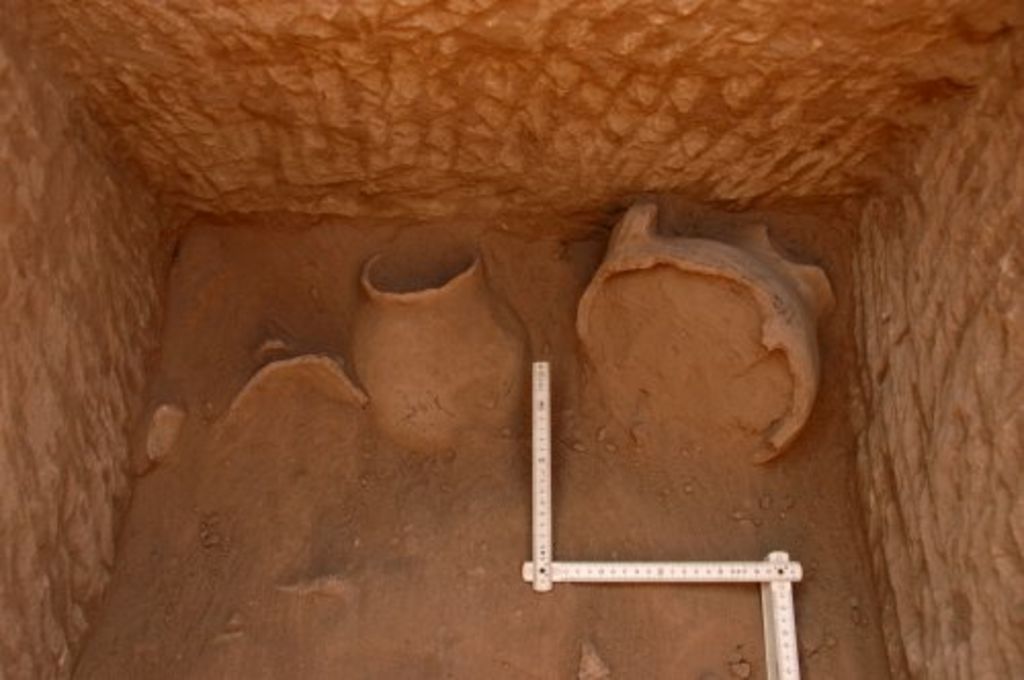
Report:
0,32,164,680
854,41,1024,678
21,0,1019,220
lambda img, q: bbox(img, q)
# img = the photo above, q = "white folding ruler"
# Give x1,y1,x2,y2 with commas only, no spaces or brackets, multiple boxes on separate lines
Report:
522,361,803,680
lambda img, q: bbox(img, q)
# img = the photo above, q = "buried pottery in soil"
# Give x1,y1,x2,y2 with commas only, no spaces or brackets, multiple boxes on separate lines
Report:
577,203,834,462
6,3,1022,677
351,246,527,453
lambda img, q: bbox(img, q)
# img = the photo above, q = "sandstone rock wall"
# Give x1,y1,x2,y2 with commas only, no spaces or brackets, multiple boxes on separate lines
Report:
0,28,165,680
853,41,1024,678
27,0,1016,222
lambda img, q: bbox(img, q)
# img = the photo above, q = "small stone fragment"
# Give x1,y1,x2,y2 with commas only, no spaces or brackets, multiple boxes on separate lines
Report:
276,573,352,598
255,337,290,361
848,596,863,619
198,513,223,549
628,422,648,444
578,640,611,680
212,629,244,644
212,612,245,644
146,404,186,463
728,660,752,678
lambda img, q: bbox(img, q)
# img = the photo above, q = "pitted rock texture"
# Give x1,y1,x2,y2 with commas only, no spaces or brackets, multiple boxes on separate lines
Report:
0,32,164,680
20,0,1021,220
853,42,1024,679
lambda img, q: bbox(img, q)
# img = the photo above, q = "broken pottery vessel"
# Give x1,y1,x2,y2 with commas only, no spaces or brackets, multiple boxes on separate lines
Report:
577,202,834,462
225,354,368,418
352,246,526,453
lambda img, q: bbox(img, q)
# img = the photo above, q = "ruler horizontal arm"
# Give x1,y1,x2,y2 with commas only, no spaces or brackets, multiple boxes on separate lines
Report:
521,560,803,584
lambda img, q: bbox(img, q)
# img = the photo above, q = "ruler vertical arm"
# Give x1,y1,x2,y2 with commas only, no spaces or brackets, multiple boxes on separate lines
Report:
761,552,801,680
762,579,779,680
531,362,553,592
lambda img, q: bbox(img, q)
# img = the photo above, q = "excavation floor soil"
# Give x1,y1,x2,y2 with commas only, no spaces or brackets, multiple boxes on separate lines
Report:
75,206,891,679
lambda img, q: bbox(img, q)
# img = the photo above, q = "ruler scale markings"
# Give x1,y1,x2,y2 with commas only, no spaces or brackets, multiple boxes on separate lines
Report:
531,362,553,592
768,552,801,680
763,580,780,680
521,560,802,584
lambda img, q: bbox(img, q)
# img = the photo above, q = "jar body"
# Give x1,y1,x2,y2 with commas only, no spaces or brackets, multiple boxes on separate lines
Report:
577,203,833,462
352,252,525,453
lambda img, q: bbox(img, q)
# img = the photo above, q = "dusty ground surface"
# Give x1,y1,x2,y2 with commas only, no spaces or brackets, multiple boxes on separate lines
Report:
75,200,889,679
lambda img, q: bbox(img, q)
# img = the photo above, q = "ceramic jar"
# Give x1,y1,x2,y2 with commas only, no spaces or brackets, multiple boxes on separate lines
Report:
577,202,834,462
352,246,526,453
